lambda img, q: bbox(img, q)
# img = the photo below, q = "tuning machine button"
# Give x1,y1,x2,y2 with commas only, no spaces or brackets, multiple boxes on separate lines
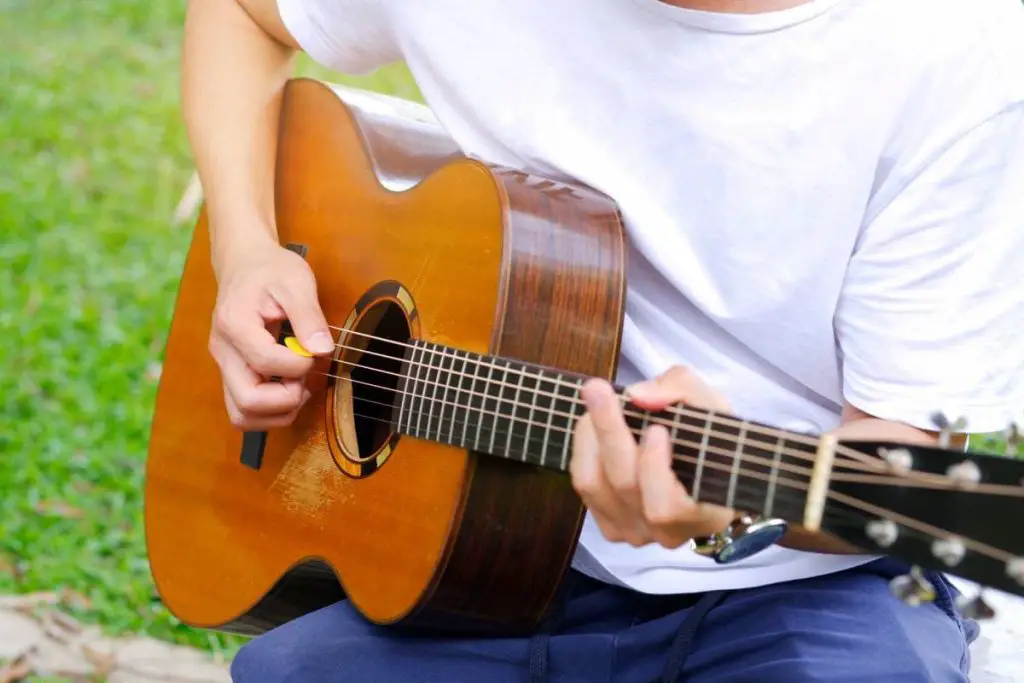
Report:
889,566,936,606
1007,558,1024,586
931,536,966,567
957,591,997,621
946,460,982,488
1005,420,1022,456
690,514,788,565
878,447,913,473
930,411,968,449
865,519,899,548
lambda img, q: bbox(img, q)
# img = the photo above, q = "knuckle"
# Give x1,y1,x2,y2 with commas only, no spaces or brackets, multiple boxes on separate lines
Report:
572,471,602,497
605,458,639,493
213,304,234,334
645,505,682,529
651,529,688,550
234,390,262,414
626,535,648,548
248,346,277,375
608,471,639,498
228,410,247,429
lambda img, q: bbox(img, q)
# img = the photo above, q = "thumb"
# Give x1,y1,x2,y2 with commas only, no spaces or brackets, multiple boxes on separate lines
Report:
269,274,334,356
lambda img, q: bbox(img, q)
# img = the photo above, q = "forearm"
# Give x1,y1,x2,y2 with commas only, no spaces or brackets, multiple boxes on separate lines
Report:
181,0,296,274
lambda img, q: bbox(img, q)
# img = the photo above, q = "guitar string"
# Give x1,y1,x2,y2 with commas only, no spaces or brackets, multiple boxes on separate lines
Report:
314,341,882,472
324,326,832,448
339,389,820,482
829,489,1017,563
322,356,1018,493
323,363,871,475
330,374,1024,498
322,327,908,470
325,408,1019,567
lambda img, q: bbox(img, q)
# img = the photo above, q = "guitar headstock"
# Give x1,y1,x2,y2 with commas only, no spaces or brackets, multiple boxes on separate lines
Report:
825,414,1024,618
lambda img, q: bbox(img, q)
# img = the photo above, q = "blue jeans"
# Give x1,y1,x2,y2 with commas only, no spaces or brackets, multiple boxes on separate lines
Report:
230,557,977,682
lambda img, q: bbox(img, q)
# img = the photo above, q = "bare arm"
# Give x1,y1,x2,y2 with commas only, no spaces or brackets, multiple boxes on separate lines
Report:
181,0,298,274
181,0,335,432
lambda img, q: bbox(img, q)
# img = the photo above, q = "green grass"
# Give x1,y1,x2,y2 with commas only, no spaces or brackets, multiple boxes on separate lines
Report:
0,0,416,659
0,0,1019,668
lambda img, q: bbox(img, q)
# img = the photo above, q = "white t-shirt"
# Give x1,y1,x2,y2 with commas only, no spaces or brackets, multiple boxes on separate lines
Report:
278,0,1024,594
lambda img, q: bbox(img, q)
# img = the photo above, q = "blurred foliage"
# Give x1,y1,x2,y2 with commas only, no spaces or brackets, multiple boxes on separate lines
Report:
0,0,1019,668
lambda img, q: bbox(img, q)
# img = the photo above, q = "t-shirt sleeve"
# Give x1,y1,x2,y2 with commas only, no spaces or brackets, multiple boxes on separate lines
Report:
277,0,399,74
836,102,1024,434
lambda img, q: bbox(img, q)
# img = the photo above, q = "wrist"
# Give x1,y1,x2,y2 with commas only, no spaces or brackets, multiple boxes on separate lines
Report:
208,210,280,282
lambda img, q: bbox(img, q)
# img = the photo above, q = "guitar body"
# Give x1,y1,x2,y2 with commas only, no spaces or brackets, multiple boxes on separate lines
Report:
145,79,627,636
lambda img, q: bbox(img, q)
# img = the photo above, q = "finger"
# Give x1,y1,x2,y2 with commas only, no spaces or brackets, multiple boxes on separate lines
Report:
213,335,309,416
570,413,627,532
267,261,334,356
579,378,641,501
214,302,312,379
637,425,733,546
223,382,310,430
627,366,731,413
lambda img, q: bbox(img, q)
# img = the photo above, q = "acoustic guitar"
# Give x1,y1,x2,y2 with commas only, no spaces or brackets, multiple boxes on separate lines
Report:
145,78,1024,637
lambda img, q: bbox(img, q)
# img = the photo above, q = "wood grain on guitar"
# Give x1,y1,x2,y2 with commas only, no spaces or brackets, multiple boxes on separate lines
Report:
144,78,1024,638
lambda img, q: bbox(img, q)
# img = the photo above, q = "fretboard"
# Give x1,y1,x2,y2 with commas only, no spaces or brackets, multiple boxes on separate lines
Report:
392,340,814,522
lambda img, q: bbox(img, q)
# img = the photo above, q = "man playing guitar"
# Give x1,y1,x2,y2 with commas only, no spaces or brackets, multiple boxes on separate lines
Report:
180,0,1024,680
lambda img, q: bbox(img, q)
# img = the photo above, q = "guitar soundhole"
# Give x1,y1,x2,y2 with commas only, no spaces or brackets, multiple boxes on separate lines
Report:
328,285,417,479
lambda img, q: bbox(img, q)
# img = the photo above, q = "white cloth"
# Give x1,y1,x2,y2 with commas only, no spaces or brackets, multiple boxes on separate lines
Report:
278,0,1024,594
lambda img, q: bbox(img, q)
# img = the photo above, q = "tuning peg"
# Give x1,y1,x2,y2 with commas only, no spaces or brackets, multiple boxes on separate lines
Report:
1008,557,1024,586
946,460,982,488
878,447,913,473
957,591,997,621
889,566,936,606
1005,421,1022,456
866,519,899,548
931,536,966,567
931,411,968,449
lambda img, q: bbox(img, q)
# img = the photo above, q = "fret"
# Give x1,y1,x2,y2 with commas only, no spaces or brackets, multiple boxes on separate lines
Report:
726,423,747,509
503,362,528,461
556,378,584,471
692,413,712,502
393,343,816,529
473,357,496,451
666,409,751,511
486,358,510,455
397,343,420,435
444,349,465,445
538,372,561,469
422,344,446,440
460,352,483,448
519,368,542,463
765,435,785,518
411,343,431,438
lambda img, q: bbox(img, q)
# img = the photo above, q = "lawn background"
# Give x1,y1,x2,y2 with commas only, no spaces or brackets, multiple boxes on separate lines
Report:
1,0,1019,668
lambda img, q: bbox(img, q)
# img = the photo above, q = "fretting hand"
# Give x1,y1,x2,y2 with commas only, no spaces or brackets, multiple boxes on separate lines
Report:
570,366,736,549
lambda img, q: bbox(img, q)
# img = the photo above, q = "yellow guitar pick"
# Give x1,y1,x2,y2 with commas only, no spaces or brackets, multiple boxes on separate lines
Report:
284,336,313,357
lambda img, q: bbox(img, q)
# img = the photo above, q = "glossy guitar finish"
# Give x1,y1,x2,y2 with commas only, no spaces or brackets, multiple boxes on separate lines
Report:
145,78,626,635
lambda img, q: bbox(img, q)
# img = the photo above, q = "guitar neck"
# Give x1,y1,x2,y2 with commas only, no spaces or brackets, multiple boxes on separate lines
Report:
392,340,816,523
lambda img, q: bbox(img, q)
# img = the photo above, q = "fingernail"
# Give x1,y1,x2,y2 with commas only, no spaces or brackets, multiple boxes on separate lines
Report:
627,380,656,400
306,331,334,354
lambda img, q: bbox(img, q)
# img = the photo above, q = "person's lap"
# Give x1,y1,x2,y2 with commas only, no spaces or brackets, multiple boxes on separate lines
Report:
229,558,976,683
